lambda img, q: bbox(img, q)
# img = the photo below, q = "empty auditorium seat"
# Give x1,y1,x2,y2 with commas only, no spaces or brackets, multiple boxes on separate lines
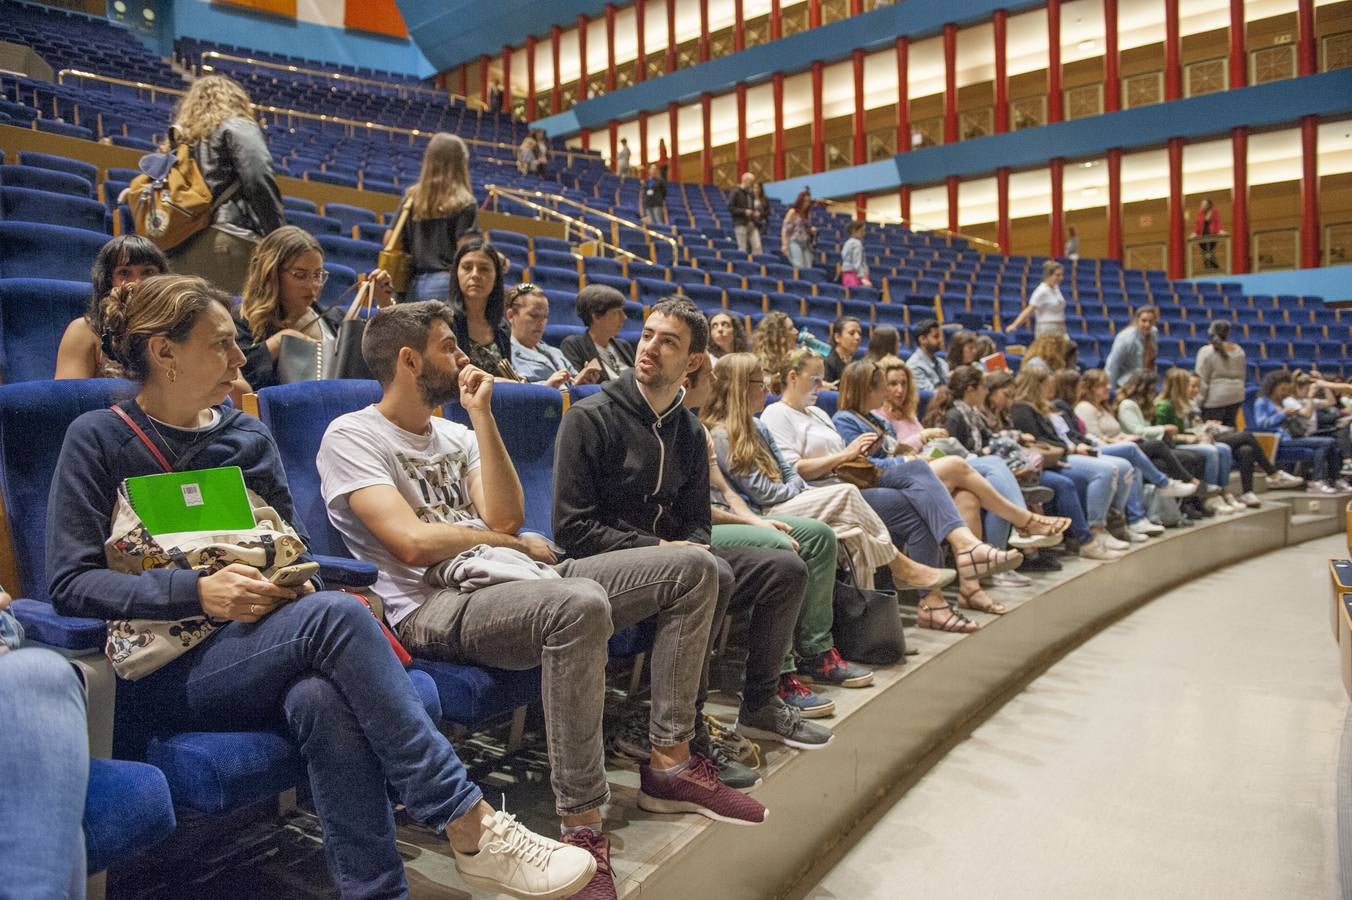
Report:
0,164,93,198
287,210,344,237
323,202,378,232
0,278,91,382
1,186,108,233
0,223,108,281
316,235,380,274
282,196,319,213
17,151,98,186
529,264,582,293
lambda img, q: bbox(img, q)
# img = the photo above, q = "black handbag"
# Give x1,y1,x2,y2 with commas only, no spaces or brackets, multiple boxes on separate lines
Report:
276,281,375,383
832,556,906,665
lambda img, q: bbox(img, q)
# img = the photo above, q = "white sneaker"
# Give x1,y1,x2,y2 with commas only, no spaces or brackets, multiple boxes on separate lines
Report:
1159,479,1198,498
1127,530,1149,543
1129,519,1165,536
1101,533,1132,551
989,570,1033,588
1266,471,1305,490
453,810,597,900
1238,491,1262,507
1203,495,1234,515
1079,536,1124,561
1221,493,1246,513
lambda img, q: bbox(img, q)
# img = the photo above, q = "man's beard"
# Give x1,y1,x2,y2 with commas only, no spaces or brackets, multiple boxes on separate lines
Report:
417,364,459,407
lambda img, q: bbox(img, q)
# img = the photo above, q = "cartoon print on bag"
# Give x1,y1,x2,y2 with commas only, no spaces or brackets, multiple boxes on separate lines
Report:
106,620,155,664
168,619,217,648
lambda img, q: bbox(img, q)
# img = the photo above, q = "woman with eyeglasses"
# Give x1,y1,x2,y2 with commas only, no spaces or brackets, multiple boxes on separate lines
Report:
235,226,394,390
506,282,602,387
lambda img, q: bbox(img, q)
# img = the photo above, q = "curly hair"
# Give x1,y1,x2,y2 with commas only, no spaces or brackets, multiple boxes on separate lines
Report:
170,75,256,146
240,226,323,342
875,353,917,418
1024,333,1075,372
754,311,798,380
707,310,750,355
700,352,781,479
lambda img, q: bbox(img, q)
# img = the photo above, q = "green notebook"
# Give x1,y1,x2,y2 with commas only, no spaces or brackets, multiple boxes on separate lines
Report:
125,466,255,536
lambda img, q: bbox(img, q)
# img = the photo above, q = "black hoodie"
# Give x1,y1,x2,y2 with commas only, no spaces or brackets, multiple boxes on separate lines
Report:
552,371,710,558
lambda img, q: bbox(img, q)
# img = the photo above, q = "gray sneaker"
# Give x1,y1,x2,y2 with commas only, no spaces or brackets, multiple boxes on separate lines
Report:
736,697,834,750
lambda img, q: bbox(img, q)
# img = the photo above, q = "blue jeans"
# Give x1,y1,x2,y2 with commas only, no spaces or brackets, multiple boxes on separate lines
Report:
137,592,482,898
1099,442,1169,489
0,648,89,900
1283,435,1343,482
969,455,1024,548
1060,455,1121,527
1178,442,1232,488
409,270,452,302
1040,469,1091,542
863,458,967,566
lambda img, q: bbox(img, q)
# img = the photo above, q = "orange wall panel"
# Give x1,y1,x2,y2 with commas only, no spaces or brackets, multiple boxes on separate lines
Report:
212,0,297,17
345,0,409,38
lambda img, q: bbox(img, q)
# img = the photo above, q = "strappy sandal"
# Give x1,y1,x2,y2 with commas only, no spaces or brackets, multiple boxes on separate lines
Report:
958,585,1009,616
1019,512,1071,536
954,543,1023,581
916,600,980,632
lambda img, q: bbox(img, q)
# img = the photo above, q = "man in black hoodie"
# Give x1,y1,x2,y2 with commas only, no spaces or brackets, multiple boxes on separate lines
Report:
555,298,833,783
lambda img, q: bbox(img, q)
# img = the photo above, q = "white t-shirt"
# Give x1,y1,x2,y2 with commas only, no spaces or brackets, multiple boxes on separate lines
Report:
317,404,484,624
1027,282,1066,327
759,402,846,470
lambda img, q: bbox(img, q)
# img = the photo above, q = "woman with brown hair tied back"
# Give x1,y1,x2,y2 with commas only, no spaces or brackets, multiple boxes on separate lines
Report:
401,133,481,301
164,75,284,296
48,274,594,899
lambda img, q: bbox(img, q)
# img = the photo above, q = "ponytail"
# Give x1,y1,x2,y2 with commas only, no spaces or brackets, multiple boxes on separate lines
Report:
1208,320,1230,360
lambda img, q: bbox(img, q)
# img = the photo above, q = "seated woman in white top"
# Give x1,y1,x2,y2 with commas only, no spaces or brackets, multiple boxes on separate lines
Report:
1005,259,1067,338
506,283,601,388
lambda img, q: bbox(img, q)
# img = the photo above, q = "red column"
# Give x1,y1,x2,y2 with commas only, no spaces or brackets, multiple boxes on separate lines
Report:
852,48,866,164
856,192,867,219
1229,0,1246,89
636,0,646,83
994,10,1009,133
773,72,786,180
1231,127,1249,274
701,93,713,183
639,111,649,168
736,83,748,174
1047,0,1062,122
609,122,617,167
550,26,562,114
605,5,617,92
1301,115,1320,268
479,56,489,107
997,167,1011,254
809,0,821,29
811,61,825,172
1104,0,1120,111
699,0,710,62
734,0,745,52
1167,137,1184,278
1050,157,1064,256
900,185,912,223
946,175,960,233
850,0,862,14
666,0,677,72
943,23,958,144
1107,148,1123,261
501,46,512,112
526,37,537,113
459,64,468,98
1164,0,1181,101
1298,0,1316,76
669,101,680,181
895,37,909,155
771,0,782,40
577,15,589,102
582,132,591,151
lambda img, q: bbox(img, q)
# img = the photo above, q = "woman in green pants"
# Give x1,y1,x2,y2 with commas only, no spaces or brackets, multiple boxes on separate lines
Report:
685,354,873,720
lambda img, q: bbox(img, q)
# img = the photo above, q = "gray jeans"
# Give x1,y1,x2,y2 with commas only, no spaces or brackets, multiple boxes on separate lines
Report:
734,223,763,254
396,545,718,816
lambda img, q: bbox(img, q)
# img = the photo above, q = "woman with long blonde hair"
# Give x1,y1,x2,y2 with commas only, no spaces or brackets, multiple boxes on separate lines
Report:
402,133,481,301
234,226,394,390
702,353,958,606
165,74,283,295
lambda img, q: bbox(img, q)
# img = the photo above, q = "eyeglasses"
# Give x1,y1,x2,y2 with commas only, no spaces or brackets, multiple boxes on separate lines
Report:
286,269,330,285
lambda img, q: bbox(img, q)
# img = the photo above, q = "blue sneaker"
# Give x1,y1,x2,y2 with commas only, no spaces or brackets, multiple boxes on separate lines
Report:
778,673,834,718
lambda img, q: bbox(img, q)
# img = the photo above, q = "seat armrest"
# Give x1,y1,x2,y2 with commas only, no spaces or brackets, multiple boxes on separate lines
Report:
315,554,378,588
11,598,105,652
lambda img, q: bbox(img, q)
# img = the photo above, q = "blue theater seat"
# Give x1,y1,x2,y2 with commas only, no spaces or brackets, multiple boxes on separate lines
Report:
1,186,109,233
282,196,318,213
529,264,582,294
84,757,176,874
0,223,108,281
287,210,344,237
323,202,378,232
17,151,98,186
0,164,93,198
0,278,91,382
316,234,381,274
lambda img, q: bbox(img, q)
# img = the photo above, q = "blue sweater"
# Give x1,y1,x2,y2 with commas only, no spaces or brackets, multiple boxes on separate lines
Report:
45,402,315,621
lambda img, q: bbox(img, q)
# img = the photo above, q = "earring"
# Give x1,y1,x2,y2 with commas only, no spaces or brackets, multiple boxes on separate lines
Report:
167,366,177,384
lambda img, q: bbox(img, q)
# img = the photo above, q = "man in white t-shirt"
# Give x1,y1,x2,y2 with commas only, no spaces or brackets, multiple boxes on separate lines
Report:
317,302,764,897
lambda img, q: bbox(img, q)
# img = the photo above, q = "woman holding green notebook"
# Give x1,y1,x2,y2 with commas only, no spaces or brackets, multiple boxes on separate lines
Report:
44,274,597,900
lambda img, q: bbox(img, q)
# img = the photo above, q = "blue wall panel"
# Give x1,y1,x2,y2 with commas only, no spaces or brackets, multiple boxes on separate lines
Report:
1193,268,1352,304
398,0,614,73
762,71,1352,202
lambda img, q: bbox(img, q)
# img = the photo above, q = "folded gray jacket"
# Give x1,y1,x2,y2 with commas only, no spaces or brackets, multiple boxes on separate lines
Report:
424,544,561,592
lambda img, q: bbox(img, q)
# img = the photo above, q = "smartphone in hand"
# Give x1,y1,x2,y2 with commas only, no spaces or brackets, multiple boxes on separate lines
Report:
269,561,320,587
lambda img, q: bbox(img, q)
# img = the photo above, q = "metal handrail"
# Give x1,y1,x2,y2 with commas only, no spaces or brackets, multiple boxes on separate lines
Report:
484,185,652,264
198,50,459,104
504,186,679,253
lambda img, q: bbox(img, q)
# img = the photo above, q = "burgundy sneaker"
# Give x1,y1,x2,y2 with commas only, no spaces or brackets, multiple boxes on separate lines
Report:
560,828,617,900
637,753,768,826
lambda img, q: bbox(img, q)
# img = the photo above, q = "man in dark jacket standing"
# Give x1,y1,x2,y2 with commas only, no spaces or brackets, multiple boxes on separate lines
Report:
728,173,763,254
554,298,833,786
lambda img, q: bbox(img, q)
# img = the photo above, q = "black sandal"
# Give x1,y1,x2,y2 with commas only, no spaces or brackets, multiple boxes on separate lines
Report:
917,601,980,633
955,544,1023,581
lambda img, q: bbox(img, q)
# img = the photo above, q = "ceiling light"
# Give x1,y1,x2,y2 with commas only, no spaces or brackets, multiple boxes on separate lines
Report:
1082,161,1095,168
